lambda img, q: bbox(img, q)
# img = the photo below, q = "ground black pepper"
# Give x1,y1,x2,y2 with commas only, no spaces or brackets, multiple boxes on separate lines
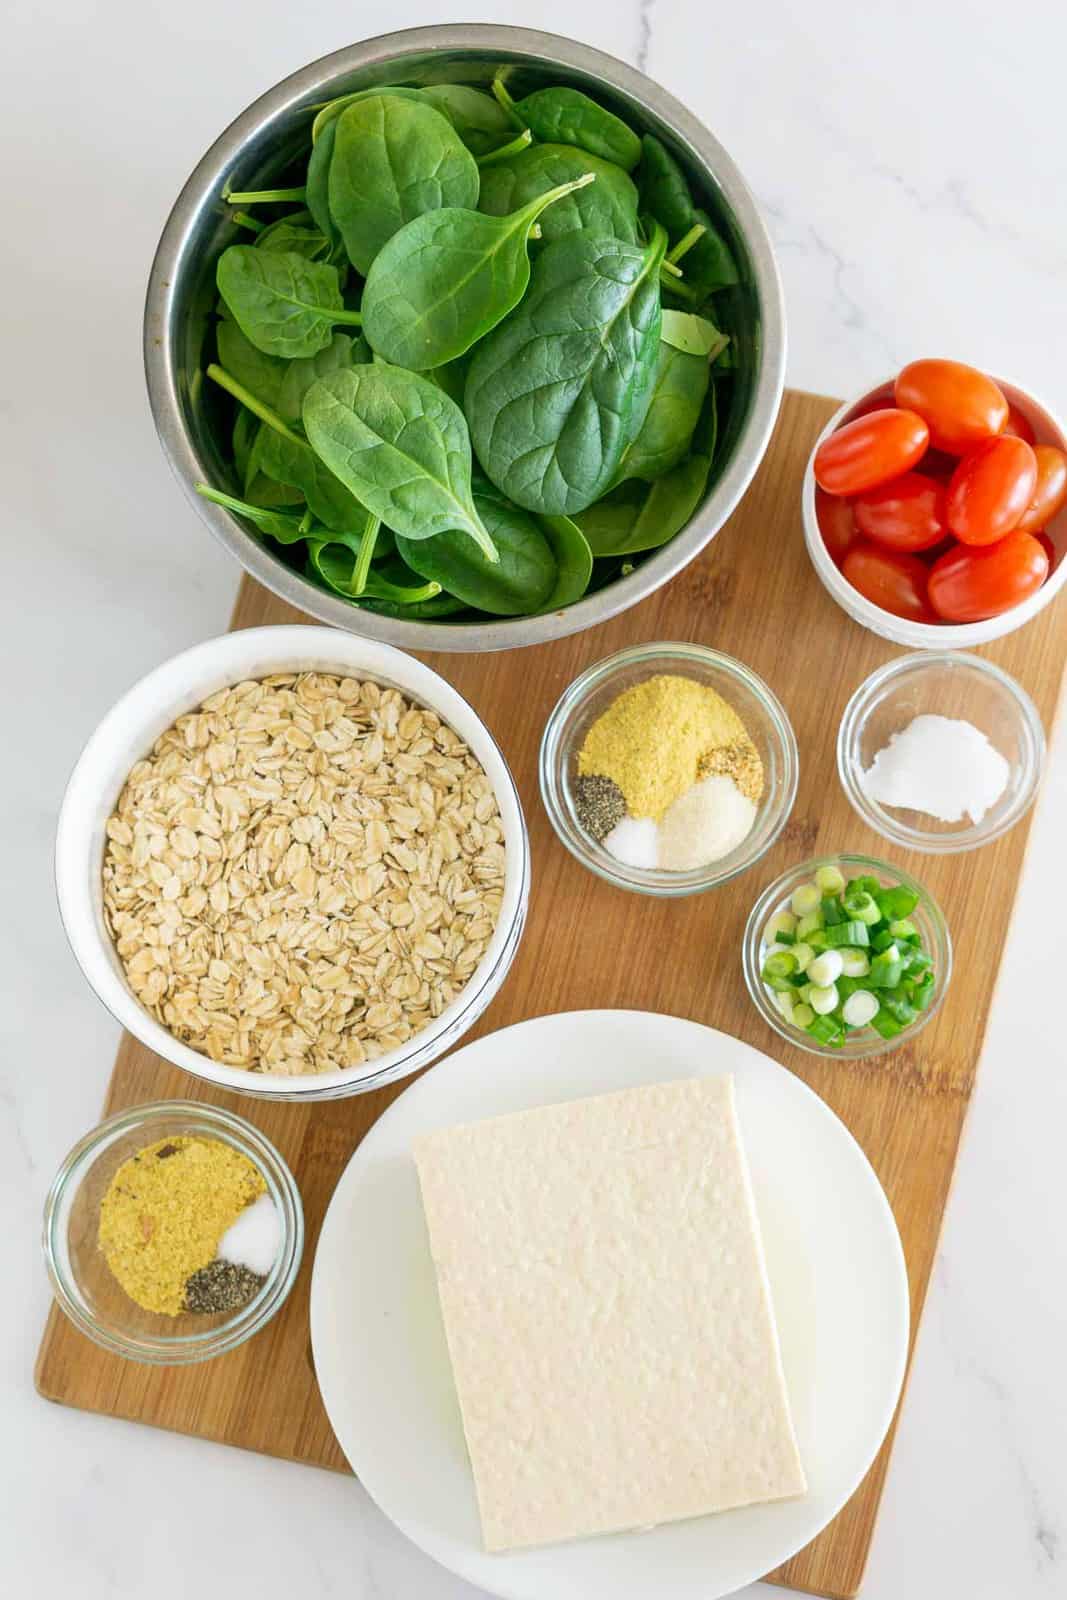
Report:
183,1259,265,1314
573,773,627,842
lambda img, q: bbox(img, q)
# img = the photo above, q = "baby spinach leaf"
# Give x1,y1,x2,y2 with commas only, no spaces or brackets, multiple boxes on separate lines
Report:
215,319,286,408
464,222,667,516
328,96,479,275
305,119,343,252
310,86,421,144
361,172,595,371
358,590,470,620
536,514,594,611
232,407,258,486
216,246,362,358
302,364,497,560
275,331,367,422
194,485,308,543
255,218,331,261
613,337,710,484
395,486,556,614
638,135,739,298
253,423,372,534
660,309,728,358
307,534,442,603
576,384,718,555
477,144,639,247
420,84,515,155
493,78,641,171
426,354,471,406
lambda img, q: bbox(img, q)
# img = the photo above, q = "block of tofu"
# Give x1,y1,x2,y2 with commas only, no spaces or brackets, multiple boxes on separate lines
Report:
413,1074,806,1552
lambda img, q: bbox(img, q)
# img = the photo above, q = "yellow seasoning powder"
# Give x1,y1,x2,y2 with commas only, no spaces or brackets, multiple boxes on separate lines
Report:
578,674,764,820
98,1136,265,1316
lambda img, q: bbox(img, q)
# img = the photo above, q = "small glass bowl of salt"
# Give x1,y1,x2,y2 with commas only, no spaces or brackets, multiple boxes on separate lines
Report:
838,652,1045,854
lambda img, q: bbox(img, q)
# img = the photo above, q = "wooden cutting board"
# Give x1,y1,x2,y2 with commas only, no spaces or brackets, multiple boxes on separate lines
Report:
36,389,1067,1599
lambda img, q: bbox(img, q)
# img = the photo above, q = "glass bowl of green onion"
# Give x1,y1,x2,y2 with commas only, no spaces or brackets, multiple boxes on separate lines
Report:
742,854,952,1058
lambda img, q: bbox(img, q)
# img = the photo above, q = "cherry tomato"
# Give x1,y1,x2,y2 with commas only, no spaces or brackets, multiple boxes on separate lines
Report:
814,409,929,496
1015,445,1067,534
853,472,947,552
946,436,1037,545
1035,531,1057,568
894,359,1008,454
1002,404,1036,445
815,487,857,565
847,395,893,421
919,448,959,483
928,531,1049,622
842,542,937,623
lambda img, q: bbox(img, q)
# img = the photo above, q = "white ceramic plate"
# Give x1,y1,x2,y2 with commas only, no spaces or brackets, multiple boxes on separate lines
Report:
311,1011,909,1600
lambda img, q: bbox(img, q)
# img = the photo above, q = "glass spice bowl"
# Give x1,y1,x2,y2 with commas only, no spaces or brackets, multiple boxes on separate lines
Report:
539,642,799,897
743,853,952,1060
837,651,1045,854
42,1100,303,1364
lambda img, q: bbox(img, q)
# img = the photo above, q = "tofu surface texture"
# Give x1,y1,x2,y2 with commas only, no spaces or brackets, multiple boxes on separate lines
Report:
413,1074,806,1552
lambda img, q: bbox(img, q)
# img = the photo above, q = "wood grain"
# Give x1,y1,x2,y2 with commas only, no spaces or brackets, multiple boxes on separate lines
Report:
35,389,1067,1598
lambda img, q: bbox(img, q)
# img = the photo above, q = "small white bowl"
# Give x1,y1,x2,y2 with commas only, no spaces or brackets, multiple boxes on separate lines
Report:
803,374,1067,647
56,626,529,1102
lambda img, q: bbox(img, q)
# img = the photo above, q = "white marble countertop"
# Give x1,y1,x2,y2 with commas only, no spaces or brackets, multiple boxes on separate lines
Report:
4,1,1065,1595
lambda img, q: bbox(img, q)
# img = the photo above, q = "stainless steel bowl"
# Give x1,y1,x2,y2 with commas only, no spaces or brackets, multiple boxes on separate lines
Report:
145,24,785,651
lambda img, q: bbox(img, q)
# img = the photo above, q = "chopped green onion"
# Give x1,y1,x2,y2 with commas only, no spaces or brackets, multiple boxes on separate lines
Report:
792,1003,815,1028
839,948,871,977
807,1013,845,1046
805,929,830,952
868,947,905,988
850,874,882,898
765,910,798,943
875,885,920,921
807,950,843,987
790,882,821,917
871,1006,904,1039
823,921,871,949
842,890,880,925
809,983,839,1015
911,972,936,1011
888,917,920,944
771,989,796,1022
842,990,879,1027
835,975,866,1002
815,864,846,895
791,942,816,973
821,895,846,927
764,950,798,980
795,911,824,940
871,928,897,953
880,988,918,1025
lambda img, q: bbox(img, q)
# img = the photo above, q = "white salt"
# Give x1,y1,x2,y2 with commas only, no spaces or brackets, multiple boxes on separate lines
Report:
861,714,1009,825
218,1192,281,1277
658,774,757,870
603,814,660,869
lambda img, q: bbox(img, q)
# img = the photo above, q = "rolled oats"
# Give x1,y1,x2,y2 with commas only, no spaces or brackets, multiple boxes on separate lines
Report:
102,674,505,1076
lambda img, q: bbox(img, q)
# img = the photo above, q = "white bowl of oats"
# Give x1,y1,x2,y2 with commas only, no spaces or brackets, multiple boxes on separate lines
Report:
55,627,528,1100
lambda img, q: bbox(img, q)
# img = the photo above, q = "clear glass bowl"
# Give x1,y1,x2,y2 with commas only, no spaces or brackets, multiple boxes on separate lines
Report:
838,652,1045,853
539,643,798,897
43,1100,303,1364
743,854,952,1059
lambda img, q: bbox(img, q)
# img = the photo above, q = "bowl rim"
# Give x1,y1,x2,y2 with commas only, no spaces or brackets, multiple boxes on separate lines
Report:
42,1098,304,1364
742,852,953,1059
802,373,1067,648
539,640,799,897
143,22,786,653
54,625,530,1099
836,649,1046,853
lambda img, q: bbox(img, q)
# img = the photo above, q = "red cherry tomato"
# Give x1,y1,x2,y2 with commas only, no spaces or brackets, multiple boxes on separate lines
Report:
1002,404,1036,445
853,472,947,552
919,448,959,483
847,395,893,422
946,436,1037,545
928,531,1049,622
894,359,1008,454
815,487,857,565
1015,445,1067,534
842,542,937,623
814,409,929,496
1035,531,1057,568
